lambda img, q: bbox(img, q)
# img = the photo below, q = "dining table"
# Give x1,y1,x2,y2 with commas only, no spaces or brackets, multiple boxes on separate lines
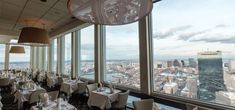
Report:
14,83,45,109
60,80,83,96
87,87,121,110
30,98,77,110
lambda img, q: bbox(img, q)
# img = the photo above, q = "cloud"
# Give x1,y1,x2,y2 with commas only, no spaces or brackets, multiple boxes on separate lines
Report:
190,36,235,43
215,24,227,28
177,29,235,44
153,25,192,39
173,24,235,44
178,30,207,41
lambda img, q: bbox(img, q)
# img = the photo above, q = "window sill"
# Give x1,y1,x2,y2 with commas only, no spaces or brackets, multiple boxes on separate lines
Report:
152,92,235,110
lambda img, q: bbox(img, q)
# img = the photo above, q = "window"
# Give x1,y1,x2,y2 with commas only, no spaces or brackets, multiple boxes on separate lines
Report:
0,44,5,70
152,0,235,107
80,25,95,80
64,33,72,74
43,47,48,70
52,38,57,72
105,23,140,89
9,46,30,70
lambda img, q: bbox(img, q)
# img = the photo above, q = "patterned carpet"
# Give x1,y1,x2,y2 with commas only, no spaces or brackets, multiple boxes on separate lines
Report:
0,83,131,110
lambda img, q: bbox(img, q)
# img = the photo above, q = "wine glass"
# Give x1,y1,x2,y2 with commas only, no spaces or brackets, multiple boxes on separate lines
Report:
61,93,66,102
67,95,70,102
49,96,52,101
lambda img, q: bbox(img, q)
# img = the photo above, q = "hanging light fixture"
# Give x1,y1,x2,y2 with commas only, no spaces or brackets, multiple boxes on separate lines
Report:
9,46,25,54
67,0,153,25
18,27,50,46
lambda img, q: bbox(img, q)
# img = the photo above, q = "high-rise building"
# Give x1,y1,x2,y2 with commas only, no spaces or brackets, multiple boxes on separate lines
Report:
157,64,163,68
215,91,235,106
197,51,226,100
224,71,235,91
173,59,181,67
188,58,197,68
181,76,198,98
229,60,235,73
181,60,185,67
167,61,173,67
187,76,198,98
163,82,178,94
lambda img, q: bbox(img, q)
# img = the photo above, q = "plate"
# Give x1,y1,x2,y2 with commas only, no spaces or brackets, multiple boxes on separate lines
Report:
61,104,66,107
43,101,53,107
28,89,36,92
105,91,113,94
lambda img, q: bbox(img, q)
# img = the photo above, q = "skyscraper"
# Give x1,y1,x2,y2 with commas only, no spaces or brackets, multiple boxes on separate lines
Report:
167,61,173,67
198,51,226,100
173,59,181,67
188,58,197,68
229,60,235,73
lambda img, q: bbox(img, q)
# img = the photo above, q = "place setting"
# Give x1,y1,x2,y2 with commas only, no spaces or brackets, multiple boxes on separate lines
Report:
31,93,77,110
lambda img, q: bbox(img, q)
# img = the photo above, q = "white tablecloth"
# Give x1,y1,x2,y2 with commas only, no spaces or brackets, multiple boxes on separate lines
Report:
30,99,77,110
14,86,45,109
60,80,83,96
87,88,121,110
0,96,3,110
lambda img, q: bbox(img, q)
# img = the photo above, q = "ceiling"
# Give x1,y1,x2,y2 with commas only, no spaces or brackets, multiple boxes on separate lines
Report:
0,0,83,42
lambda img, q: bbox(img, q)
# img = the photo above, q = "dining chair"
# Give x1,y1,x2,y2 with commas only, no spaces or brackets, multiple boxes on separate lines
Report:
112,90,130,110
86,83,98,97
29,89,47,104
0,78,10,91
133,99,154,110
57,77,64,86
23,89,46,110
77,81,88,94
74,81,89,103
47,90,59,101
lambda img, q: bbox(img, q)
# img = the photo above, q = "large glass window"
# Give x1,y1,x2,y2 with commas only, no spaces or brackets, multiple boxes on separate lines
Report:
9,46,30,70
152,0,235,107
0,44,5,70
44,47,48,71
80,25,95,80
105,23,140,89
52,39,57,72
64,33,72,74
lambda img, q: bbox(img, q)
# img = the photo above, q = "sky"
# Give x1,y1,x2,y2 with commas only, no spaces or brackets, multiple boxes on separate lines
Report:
2,0,235,62
81,25,94,61
74,0,235,61
9,46,30,62
152,0,235,60
0,45,30,63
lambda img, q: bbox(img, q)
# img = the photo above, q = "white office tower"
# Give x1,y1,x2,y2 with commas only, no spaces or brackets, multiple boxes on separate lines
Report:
224,71,235,92
216,91,235,106
229,60,235,73
181,76,198,98
181,84,190,97
187,76,198,98
163,82,178,94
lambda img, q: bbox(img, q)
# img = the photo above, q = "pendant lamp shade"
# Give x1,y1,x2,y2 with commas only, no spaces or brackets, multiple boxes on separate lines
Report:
9,46,25,54
67,0,153,25
18,27,50,46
